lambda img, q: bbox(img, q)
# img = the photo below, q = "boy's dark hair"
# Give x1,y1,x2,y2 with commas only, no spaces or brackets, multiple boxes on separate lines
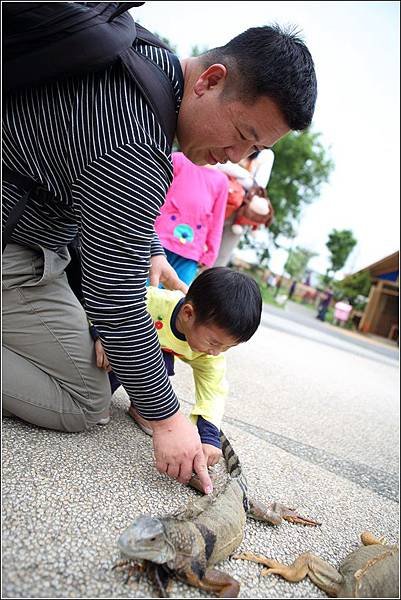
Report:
202,24,317,131
185,267,262,343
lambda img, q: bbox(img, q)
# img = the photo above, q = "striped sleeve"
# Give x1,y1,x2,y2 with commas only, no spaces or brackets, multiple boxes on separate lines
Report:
150,231,165,256
74,142,179,419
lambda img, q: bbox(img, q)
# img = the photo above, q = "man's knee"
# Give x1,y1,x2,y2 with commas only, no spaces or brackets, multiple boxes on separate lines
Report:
79,372,112,428
2,345,112,432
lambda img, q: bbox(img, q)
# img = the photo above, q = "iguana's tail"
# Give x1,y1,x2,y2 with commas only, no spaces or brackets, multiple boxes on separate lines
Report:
220,430,249,511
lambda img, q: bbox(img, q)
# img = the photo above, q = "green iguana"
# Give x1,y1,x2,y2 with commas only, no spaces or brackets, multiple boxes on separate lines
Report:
114,432,320,597
235,531,399,598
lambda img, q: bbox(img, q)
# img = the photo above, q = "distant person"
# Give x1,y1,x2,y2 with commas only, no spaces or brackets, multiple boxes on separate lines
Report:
94,268,262,466
333,300,352,326
274,275,283,297
316,289,333,321
154,152,228,285
266,272,277,288
288,279,297,300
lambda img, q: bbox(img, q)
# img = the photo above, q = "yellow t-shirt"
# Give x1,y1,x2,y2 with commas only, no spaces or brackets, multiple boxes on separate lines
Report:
146,286,228,430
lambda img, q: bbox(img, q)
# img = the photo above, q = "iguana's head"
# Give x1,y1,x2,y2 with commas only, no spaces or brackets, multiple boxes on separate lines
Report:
118,515,176,564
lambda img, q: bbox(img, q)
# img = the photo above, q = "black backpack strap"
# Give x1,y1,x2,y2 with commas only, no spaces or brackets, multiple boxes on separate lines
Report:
108,2,145,22
119,23,182,149
134,22,174,51
2,166,55,252
119,46,178,148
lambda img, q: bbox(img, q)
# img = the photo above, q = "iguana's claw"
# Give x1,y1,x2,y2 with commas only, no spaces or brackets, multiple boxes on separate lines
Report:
272,503,321,526
112,559,131,571
282,509,322,527
112,559,145,584
233,552,279,574
248,499,321,526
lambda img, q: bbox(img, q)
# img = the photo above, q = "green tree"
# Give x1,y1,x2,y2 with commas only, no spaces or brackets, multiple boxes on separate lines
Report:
284,246,318,280
326,229,357,277
267,130,334,241
333,270,372,309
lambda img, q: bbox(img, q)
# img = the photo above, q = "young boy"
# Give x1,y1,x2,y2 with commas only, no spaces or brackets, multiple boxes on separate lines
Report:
95,267,262,466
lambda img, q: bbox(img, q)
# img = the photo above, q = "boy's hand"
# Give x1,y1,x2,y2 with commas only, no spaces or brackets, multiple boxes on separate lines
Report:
202,443,222,467
94,339,112,372
151,411,213,494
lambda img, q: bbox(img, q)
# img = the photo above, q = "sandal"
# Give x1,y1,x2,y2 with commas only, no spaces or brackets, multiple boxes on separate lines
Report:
128,405,153,436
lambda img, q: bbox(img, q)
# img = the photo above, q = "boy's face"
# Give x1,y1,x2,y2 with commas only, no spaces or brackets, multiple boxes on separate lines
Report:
179,303,239,356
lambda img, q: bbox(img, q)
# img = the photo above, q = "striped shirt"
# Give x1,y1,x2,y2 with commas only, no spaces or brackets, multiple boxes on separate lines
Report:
2,41,184,420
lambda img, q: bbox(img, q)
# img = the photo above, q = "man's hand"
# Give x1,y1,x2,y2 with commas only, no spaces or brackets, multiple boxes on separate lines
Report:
149,254,188,293
151,411,213,494
94,339,112,372
202,443,222,467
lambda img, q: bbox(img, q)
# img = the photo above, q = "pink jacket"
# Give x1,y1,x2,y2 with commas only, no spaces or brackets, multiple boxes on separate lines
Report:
155,152,229,267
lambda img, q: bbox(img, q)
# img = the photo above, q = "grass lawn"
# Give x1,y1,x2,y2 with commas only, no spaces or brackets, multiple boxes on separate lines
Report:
260,284,283,307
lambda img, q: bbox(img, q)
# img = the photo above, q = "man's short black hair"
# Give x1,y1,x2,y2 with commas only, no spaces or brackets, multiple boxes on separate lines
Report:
185,267,262,343
202,24,317,131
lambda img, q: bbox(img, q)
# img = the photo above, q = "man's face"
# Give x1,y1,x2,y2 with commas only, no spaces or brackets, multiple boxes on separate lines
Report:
176,63,291,165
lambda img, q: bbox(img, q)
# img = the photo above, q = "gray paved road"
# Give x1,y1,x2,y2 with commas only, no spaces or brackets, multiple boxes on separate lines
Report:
2,302,399,598
262,299,399,363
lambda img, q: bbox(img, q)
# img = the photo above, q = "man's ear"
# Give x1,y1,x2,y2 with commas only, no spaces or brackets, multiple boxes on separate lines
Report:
194,64,227,97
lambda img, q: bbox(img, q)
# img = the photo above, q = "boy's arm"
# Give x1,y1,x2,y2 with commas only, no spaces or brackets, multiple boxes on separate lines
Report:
180,353,228,449
197,416,222,466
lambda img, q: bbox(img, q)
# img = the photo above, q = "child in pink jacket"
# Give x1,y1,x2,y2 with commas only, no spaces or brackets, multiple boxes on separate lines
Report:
155,152,229,285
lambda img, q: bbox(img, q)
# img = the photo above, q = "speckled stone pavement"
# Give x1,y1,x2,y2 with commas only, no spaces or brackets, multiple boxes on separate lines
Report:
2,313,399,598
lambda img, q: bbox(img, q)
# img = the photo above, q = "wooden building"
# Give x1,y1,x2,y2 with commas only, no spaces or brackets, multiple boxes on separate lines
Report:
357,252,399,341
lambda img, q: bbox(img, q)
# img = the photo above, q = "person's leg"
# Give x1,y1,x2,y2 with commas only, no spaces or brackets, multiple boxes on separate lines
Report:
213,221,242,267
2,243,111,432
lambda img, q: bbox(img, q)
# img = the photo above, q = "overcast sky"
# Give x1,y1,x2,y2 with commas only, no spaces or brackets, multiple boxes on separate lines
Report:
135,1,400,275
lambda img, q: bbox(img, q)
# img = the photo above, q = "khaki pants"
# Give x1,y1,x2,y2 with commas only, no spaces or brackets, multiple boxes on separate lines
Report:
2,243,111,432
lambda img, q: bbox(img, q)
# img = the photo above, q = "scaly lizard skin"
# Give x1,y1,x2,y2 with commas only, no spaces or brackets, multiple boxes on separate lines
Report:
116,432,320,597
235,531,399,598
